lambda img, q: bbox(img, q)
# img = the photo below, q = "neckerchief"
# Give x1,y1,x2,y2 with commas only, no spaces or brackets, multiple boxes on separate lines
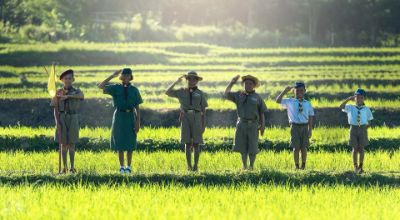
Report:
123,83,131,100
189,86,198,105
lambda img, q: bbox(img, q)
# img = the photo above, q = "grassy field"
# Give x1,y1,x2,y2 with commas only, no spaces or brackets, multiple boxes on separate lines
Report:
1,184,399,220
1,151,399,219
2,126,400,152
1,42,400,219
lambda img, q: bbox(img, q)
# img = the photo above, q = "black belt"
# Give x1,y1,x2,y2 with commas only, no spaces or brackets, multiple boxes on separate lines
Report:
59,111,77,114
117,109,133,112
183,109,201,113
238,118,258,123
291,123,308,126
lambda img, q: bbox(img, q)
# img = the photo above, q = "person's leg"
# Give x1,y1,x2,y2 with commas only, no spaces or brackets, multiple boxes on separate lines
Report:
352,147,358,172
69,144,76,171
124,150,133,173
61,144,68,172
127,151,133,167
290,125,300,169
193,144,200,171
249,154,256,170
241,153,248,170
293,148,300,169
118,151,124,167
300,147,307,169
358,146,365,173
185,144,193,170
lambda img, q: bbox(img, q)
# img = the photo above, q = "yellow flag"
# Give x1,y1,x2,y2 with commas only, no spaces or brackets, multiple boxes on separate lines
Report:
47,64,57,97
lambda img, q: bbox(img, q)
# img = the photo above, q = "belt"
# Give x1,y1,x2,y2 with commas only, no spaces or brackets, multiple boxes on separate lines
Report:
350,125,367,128
117,109,133,112
183,109,201,113
238,118,258,123
59,111,77,114
290,123,308,126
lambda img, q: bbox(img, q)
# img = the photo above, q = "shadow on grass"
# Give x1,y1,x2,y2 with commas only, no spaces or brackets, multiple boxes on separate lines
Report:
1,170,399,187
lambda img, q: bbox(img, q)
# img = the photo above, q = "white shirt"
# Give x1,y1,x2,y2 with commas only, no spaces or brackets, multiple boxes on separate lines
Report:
281,98,315,124
342,104,373,126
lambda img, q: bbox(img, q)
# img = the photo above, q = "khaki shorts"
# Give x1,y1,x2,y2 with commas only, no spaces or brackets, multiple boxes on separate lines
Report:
55,113,80,145
180,111,204,144
349,125,369,148
290,124,310,150
233,120,260,154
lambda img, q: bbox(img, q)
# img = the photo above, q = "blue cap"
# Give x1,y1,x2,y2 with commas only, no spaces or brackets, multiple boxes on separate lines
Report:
354,88,366,96
294,82,305,88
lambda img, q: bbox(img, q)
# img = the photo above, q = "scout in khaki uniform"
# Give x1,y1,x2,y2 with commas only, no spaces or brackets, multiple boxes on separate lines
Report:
276,82,314,170
224,75,267,171
165,71,208,172
50,69,84,173
340,88,373,174
98,68,143,174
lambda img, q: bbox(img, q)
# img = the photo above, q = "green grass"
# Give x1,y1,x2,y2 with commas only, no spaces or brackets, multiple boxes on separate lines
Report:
2,126,400,152
0,151,399,219
1,184,399,220
1,151,399,174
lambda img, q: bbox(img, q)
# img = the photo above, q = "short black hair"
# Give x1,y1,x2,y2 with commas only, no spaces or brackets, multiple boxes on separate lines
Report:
59,69,74,80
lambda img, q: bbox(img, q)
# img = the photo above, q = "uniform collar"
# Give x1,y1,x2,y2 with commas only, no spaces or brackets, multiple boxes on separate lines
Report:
296,98,306,102
356,104,365,109
189,86,198,92
63,86,74,92
243,90,255,95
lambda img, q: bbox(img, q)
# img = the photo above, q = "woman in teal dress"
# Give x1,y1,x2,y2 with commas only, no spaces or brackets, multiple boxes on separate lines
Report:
98,68,143,174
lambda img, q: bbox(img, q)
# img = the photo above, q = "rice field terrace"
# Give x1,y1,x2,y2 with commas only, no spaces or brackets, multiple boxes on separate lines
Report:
1,42,400,219
1,43,400,109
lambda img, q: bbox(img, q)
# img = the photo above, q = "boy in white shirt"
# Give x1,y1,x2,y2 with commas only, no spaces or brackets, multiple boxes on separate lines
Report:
340,88,373,174
276,82,315,170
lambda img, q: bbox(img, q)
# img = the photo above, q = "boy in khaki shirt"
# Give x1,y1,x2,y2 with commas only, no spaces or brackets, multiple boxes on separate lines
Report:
50,69,84,173
224,75,267,170
166,71,208,172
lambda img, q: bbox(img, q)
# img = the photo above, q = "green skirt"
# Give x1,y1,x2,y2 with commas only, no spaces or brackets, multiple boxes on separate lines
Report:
110,110,137,151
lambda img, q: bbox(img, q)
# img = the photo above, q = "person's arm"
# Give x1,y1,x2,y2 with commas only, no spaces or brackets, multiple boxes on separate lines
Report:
98,70,121,90
165,75,184,96
275,86,292,104
134,105,141,134
224,75,240,99
308,115,314,138
201,108,206,133
259,113,265,136
58,90,84,100
339,95,355,109
201,93,208,134
366,108,374,128
259,97,267,136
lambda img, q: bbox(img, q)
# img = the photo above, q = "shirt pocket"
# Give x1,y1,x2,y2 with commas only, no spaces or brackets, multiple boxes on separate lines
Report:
191,92,202,106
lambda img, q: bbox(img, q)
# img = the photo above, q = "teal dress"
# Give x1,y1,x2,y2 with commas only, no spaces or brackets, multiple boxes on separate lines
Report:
104,84,143,151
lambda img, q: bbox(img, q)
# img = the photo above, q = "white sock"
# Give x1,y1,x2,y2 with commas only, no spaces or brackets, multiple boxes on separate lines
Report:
120,166,124,169
126,166,131,169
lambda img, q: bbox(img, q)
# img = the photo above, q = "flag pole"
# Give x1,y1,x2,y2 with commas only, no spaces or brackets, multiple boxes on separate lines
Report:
53,64,62,174
45,64,62,174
